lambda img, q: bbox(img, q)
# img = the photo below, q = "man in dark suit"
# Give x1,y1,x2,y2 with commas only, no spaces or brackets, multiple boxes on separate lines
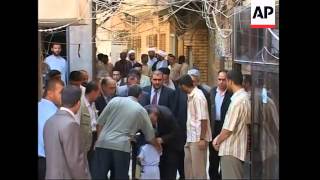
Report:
173,85,187,180
140,70,176,112
112,68,126,87
144,105,184,179
95,77,117,116
208,70,233,180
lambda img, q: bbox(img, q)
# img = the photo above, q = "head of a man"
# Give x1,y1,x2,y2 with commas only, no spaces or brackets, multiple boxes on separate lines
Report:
187,69,200,86
217,70,228,91
51,43,62,56
178,74,194,94
101,77,117,97
133,63,143,73
43,79,64,107
128,51,135,61
167,54,176,65
120,52,128,61
85,81,100,103
151,70,164,90
127,69,141,86
97,53,104,61
80,70,89,87
158,67,170,86
112,68,121,82
157,50,166,61
69,71,83,87
102,54,109,64
141,54,149,65
243,74,252,92
145,105,159,127
148,49,156,59
178,55,186,64
47,70,61,81
128,84,143,100
226,70,243,92
61,85,82,114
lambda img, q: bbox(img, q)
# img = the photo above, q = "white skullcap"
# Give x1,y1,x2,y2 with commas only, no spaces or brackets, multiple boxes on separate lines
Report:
157,50,167,57
187,69,200,77
128,50,135,54
148,47,156,52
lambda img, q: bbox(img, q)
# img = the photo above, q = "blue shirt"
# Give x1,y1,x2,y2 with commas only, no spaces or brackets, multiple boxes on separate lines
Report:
38,98,58,157
215,88,226,121
45,54,68,85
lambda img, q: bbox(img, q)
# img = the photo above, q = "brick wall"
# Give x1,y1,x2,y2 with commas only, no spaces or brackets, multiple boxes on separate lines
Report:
182,27,209,83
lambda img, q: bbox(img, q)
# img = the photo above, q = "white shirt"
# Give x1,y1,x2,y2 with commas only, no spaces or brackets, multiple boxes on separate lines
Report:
147,57,158,68
156,60,169,70
219,88,251,161
164,79,175,90
140,75,151,88
130,60,137,66
138,144,161,166
60,107,76,119
45,55,68,84
215,88,226,121
83,97,98,131
150,86,162,105
116,80,122,87
186,87,212,142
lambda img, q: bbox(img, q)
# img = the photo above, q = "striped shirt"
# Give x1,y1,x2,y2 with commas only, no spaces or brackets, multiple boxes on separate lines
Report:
186,87,212,142
219,88,251,161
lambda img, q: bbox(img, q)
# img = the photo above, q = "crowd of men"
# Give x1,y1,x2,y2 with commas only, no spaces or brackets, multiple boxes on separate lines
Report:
39,43,251,180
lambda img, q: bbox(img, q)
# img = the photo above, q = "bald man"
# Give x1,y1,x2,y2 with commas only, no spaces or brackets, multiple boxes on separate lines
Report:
80,70,89,87
95,77,117,116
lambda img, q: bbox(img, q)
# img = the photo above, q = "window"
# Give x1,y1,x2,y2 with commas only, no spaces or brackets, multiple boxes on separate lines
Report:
133,36,141,49
233,6,279,64
159,33,166,51
146,34,157,48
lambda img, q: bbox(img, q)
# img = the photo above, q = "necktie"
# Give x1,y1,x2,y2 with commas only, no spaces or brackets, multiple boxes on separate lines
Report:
151,89,158,105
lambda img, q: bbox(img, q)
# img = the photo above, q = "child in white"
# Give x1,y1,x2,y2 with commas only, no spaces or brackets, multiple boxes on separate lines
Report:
138,144,161,179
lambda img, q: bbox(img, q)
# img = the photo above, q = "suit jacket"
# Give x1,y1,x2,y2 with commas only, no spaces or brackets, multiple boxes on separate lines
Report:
140,85,176,112
173,86,187,144
43,110,90,179
156,105,184,152
210,87,233,135
116,79,126,87
79,97,98,153
95,93,116,116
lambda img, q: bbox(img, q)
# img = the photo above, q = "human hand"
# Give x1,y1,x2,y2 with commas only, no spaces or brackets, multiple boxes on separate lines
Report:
213,143,220,151
212,135,220,151
156,137,163,144
198,140,206,150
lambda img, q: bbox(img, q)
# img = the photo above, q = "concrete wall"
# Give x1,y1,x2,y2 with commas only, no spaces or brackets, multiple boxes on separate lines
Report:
39,0,90,27
68,23,93,81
